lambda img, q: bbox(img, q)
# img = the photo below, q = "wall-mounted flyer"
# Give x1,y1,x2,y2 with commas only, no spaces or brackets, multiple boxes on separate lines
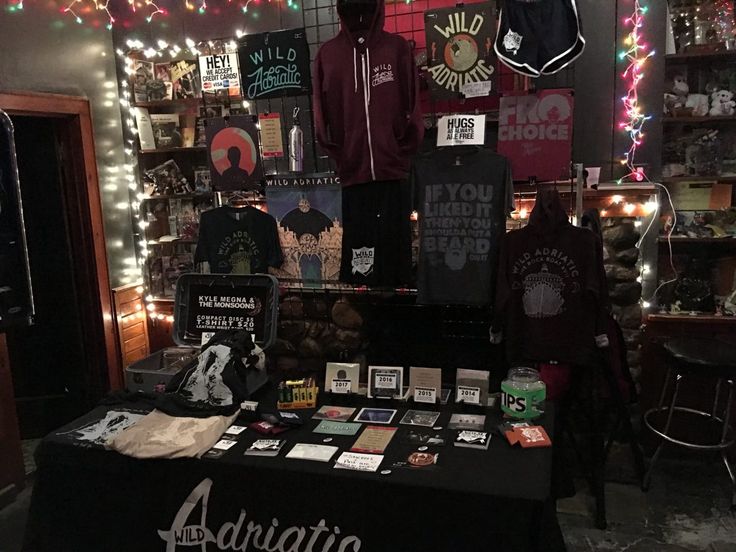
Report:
238,28,312,100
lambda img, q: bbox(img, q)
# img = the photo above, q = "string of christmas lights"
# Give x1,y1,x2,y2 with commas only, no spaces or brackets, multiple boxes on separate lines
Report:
6,0,299,27
618,0,655,184
63,0,115,27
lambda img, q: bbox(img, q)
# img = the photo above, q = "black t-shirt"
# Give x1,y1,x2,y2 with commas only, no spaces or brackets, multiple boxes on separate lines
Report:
412,149,512,306
194,206,283,274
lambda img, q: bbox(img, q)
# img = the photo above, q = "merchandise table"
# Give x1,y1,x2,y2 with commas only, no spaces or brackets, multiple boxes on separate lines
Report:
23,392,563,552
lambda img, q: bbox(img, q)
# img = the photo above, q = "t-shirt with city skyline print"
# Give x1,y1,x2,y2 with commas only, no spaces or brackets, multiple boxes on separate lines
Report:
194,206,283,274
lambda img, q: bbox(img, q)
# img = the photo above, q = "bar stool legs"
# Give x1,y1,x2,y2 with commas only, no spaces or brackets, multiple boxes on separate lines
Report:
642,369,680,491
718,381,735,510
643,368,735,508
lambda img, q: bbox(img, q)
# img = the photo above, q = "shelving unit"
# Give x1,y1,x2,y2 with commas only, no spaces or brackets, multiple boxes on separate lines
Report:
139,147,207,155
665,50,736,62
660,175,736,183
646,313,736,324
662,115,736,124
657,236,736,243
656,29,736,319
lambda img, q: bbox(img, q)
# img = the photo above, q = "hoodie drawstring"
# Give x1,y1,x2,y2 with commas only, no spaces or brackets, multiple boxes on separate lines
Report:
353,48,358,93
365,47,371,104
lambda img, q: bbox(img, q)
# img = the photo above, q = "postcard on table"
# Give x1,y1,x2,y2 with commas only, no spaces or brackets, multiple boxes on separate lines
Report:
399,410,441,427
312,406,356,422
351,426,397,454
313,420,361,436
354,407,397,425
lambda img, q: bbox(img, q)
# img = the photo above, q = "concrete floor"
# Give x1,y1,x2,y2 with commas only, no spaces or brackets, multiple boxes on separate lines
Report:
559,447,736,552
0,446,734,551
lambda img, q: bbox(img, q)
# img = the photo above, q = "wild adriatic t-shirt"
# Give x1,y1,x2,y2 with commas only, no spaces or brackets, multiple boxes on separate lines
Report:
194,206,283,274
412,149,512,306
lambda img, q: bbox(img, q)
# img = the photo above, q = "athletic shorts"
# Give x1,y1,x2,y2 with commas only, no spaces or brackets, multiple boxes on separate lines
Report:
494,0,585,78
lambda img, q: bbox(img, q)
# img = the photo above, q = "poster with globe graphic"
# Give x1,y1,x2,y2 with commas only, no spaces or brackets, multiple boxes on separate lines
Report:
205,115,263,191
424,2,496,99
265,174,342,283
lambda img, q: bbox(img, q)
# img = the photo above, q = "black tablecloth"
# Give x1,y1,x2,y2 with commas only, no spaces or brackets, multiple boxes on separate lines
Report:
23,391,563,552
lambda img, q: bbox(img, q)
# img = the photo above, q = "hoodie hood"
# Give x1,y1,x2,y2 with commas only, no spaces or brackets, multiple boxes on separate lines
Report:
337,0,385,46
581,208,603,243
528,189,570,234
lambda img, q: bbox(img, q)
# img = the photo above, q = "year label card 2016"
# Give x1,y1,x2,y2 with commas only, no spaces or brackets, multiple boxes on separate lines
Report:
376,373,398,389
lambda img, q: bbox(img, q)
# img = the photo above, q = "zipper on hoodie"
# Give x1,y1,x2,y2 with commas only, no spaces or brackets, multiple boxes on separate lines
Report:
361,52,377,181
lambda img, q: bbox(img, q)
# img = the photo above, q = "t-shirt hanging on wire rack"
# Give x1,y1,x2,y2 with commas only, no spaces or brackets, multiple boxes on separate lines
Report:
412,147,513,306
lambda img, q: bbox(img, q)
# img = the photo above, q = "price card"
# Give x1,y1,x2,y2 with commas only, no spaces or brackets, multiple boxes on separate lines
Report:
414,386,437,404
225,425,247,435
456,385,481,405
375,373,398,389
241,400,259,412
212,439,237,450
331,379,352,394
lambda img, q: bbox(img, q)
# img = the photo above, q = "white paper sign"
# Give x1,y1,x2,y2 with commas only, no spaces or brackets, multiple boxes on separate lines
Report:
375,373,398,389
331,379,352,394
334,452,384,472
437,114,486,146
414,386,437,404
461,81,493,98
198,53,240,92
456,385,481,405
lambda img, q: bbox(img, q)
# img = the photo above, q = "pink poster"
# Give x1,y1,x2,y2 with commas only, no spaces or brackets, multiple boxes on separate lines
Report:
497,89,574,182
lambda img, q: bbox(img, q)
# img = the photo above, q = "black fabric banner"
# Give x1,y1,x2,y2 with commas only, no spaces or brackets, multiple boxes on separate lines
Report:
238,28,312,100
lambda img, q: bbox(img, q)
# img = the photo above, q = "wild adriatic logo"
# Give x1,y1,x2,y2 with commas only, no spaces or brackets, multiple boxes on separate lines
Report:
158,478,362,552
238,28,312,100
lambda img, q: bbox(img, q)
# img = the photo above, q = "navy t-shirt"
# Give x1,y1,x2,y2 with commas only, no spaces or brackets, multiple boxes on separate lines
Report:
194,206,283,274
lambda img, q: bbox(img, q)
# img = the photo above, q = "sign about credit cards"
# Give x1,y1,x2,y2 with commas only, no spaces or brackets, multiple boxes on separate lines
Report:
199,53,241,92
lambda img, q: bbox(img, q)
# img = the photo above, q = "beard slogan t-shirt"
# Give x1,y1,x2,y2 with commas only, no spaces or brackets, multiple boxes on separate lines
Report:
412,149,512,306
194,206,283,274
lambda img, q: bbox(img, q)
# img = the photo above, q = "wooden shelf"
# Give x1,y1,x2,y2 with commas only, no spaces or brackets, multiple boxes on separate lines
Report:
665,50,736,62
133,98,202,108
658,236,736,244
660,175,736,183
663,116,736,124
647,314,736,324
149,297,175,303
141,192,213,202
147,238,199,246
139,146,207,155
513,183,656,197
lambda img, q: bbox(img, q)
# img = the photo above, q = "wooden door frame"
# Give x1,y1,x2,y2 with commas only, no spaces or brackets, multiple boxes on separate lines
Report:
0,91,121,394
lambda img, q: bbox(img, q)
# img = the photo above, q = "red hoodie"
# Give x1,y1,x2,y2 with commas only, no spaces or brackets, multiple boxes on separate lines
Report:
313,0,424,187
